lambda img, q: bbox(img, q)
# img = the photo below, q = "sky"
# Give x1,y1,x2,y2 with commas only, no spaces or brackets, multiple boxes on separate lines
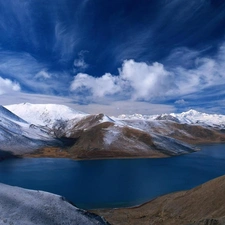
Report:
0,0,225,115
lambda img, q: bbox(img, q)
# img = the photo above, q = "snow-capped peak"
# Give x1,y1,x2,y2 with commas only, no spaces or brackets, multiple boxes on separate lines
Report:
5,103,87,126
179,109,202,117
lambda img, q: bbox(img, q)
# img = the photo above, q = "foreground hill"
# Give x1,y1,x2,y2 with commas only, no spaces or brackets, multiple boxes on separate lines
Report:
93,175,225,225
0,183,109,225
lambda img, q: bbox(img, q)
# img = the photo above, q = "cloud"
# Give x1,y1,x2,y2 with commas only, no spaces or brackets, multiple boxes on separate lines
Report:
35,70,51,80
54,22,78,62
0,76,20,95
175,99,187,105
73,50,89,72
0,92,175,116
70,41,225,103
70,59,175,101
0,51,71,95
70,73,120,97
119,60,175,100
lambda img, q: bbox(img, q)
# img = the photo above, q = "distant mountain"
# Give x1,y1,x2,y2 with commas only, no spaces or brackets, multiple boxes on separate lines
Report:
2,103,225,159
118,109,225,128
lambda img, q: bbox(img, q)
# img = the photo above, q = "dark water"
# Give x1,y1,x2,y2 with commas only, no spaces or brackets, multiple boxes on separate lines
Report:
0,144,225,209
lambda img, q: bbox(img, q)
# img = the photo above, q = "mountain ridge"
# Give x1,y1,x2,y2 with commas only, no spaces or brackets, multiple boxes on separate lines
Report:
2,103,225,159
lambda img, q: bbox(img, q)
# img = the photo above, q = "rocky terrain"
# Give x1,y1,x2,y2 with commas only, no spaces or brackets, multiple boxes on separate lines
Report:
93,174,225,225
2,103,225,159
0,183,109,225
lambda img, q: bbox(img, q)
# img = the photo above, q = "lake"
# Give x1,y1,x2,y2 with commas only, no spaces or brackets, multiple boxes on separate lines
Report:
0,144,225,209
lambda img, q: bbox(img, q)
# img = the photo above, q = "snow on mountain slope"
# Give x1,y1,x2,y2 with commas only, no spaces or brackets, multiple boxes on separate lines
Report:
5,103,87,127
0,105,27,124
0,183,109,225
0,105,57,154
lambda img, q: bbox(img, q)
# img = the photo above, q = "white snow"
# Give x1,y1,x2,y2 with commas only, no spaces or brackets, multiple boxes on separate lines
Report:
117,109,225,128
0,183,108,225
100,114,115,123
0,105,57,153
103,127,121,145
5,103,87,127
170,109,225,127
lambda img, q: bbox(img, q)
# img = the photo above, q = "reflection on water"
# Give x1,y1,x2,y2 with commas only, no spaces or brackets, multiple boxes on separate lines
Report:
0,144,225,209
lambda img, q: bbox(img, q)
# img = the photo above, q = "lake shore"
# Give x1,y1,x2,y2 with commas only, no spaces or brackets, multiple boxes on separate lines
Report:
92,174,225,225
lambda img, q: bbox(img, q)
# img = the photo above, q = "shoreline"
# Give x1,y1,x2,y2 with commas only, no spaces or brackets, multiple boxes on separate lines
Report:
19,141,225,161
91,175,225,225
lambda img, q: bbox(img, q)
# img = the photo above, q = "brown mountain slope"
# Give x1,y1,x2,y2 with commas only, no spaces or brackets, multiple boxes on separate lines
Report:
24,114,225,159
93,175,225,225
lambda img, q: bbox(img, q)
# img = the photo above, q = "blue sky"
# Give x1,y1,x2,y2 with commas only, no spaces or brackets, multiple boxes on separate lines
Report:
0,0,225,115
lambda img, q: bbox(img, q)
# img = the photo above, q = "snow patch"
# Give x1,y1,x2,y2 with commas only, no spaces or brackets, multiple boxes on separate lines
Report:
103,127,121,146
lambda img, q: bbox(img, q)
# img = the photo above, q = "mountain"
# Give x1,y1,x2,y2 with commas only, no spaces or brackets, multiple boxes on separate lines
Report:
26,113,197,159
0,183,109,225
93,174,225,225
0,105,58,157
5,103,87,127
118,109,225,128
3,103,225,159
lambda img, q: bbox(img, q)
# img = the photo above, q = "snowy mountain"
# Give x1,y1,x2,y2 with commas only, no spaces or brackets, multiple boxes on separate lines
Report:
5,103,87,127
118,109,225,128
170,109,225,127
2,103,225,160
0,105,58,155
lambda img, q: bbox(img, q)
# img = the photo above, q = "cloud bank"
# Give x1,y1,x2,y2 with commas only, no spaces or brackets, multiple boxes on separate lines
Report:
70,43,225,103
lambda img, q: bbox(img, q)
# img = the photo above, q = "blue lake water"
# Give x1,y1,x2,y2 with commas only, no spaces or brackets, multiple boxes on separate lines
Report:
0,144,225,209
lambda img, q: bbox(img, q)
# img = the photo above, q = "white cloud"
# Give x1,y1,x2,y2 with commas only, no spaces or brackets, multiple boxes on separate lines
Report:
54,22,78,61
175,99,187,105
70,59,175,100
73,50,89,73
70,73,120,97
0,51,71,95
0,92,175,116
70,42,225,102
119,60,175,100
73,59,88,70
0,76,20,95
35,70,51,80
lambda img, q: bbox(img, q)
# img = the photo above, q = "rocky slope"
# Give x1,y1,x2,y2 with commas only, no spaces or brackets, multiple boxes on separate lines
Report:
0,183,109,225
93,175,225,225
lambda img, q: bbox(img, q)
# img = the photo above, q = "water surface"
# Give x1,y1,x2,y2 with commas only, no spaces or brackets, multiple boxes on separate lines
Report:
0,144,225,209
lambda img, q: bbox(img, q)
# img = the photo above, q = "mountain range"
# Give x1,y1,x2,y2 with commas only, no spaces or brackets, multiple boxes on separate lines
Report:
1,103,225,160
